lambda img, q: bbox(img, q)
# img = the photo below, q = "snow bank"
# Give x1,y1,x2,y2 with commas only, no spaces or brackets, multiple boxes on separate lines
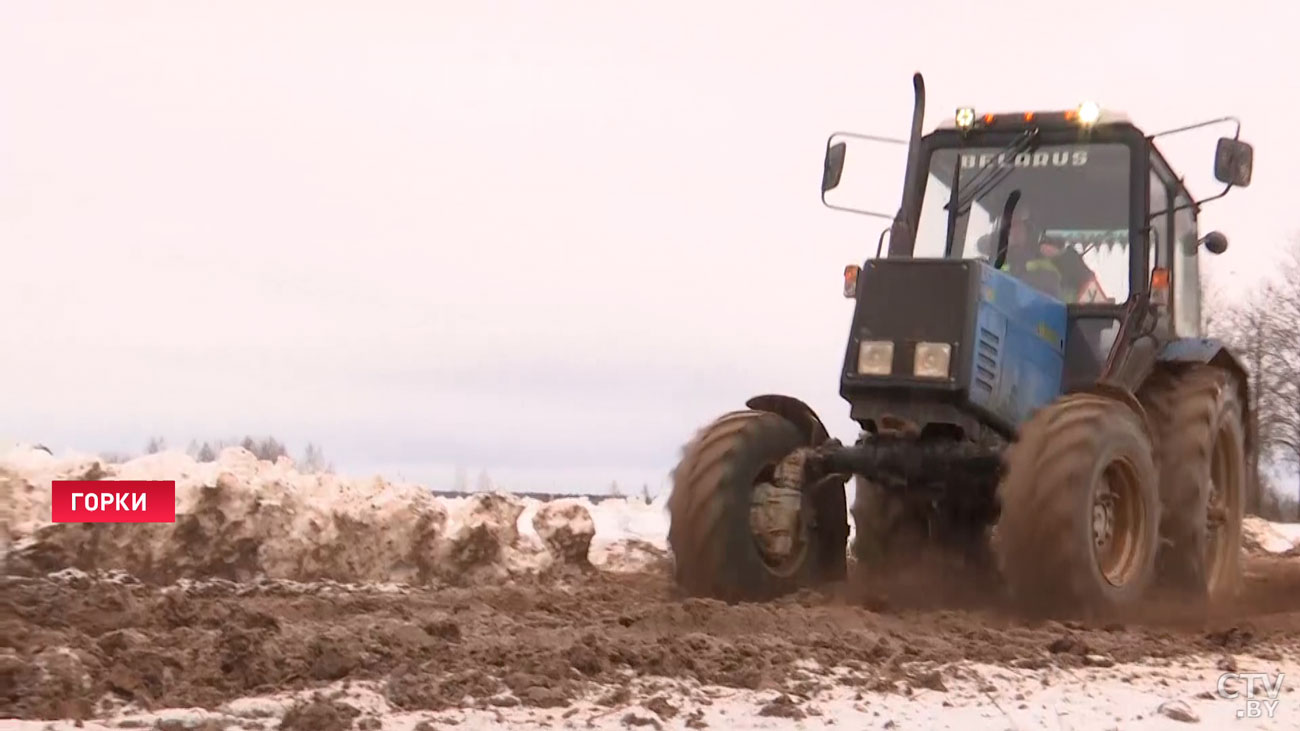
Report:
1244,515,1300,554
2,444,668,584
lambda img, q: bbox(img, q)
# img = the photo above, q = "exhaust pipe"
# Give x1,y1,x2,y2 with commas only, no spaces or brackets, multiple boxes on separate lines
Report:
888,72,926,257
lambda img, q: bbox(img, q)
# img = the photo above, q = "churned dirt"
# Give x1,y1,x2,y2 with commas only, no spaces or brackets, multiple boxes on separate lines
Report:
5,550,1300,724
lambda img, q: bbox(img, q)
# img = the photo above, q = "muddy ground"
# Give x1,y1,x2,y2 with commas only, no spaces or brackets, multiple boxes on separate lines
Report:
5,550,1300,727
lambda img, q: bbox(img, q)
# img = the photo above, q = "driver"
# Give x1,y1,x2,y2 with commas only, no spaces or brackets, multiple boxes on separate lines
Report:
978,204,1105,303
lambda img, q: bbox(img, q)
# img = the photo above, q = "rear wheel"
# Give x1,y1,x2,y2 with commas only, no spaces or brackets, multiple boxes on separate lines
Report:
1139,365,1246,605
994,394,1160,617
667,410,846,601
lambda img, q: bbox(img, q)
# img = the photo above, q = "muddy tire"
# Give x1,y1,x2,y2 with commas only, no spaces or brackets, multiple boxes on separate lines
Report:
994,394,1160,617
1139,365,1246,605
667,409,845,602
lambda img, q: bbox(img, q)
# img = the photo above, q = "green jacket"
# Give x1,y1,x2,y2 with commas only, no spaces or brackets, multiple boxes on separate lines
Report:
975,233,1098,302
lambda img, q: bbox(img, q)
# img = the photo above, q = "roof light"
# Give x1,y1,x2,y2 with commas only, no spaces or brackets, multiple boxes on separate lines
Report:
1076,101,1101,125
955,107,975,129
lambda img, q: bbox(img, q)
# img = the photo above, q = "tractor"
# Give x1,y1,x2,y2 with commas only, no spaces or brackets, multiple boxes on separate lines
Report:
666,72,1257,617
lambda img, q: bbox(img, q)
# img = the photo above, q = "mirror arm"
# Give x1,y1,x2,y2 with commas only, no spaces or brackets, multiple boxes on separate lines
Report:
821,200,898,220
874,227,889,258
1193,180,1235,208
1148,116,1241,141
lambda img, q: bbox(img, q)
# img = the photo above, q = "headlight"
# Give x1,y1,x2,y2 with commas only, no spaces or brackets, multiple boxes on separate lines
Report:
857,340,894,376
914,342,952,379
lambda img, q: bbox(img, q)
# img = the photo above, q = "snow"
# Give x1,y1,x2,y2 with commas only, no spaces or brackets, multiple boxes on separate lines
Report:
1245,516,1300,554
6,654,1297,730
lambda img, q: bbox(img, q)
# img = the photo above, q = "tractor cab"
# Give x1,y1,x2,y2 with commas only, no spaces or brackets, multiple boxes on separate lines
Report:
824,98,1254,406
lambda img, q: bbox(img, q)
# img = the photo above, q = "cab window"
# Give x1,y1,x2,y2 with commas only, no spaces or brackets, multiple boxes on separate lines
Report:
1148,155,1174,281
1172,191,1201,336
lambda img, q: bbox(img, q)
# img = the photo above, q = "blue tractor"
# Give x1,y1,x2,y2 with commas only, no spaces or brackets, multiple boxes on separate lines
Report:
666,73,1257,617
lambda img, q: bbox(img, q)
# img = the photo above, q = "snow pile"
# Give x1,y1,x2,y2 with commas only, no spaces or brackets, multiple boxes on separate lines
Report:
2,444,668,584
1244,515,1300,554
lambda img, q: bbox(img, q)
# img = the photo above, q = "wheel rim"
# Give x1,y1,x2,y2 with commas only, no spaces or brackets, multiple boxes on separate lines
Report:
1205,421,1243,594
748,460,810,577
1092,457,1146,587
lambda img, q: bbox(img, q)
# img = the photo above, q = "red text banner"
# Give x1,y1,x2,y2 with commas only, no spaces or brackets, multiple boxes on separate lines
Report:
50,480,177,523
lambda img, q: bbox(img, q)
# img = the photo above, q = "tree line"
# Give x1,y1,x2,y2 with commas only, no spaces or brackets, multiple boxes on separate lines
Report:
106,435,334,474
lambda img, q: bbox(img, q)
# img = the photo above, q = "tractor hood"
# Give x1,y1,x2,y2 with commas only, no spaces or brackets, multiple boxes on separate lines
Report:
840,257,1068,437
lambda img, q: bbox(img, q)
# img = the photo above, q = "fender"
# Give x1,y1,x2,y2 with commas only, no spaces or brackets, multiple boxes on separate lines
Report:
745,394,833,446
1157,337,1252,423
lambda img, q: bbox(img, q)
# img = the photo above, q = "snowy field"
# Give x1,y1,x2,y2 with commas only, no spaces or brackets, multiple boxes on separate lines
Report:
5,443,1300,730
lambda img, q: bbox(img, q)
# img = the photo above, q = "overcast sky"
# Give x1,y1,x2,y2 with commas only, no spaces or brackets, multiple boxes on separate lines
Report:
2,1,1296,493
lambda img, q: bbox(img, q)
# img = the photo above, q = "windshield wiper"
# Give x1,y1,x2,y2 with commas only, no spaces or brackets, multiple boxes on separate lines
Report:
941,130,1039,256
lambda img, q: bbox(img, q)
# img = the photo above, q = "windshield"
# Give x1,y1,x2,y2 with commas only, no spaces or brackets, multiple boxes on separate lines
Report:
913,142,1133,303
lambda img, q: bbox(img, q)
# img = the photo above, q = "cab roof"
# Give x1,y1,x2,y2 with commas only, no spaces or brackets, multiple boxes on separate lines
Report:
934,107,1135,133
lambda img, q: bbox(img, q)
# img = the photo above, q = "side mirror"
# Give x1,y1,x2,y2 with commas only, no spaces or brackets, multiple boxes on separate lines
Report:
1200,231,1229,255
819,132,907,219
822,141,847,193
1214,138,1253,187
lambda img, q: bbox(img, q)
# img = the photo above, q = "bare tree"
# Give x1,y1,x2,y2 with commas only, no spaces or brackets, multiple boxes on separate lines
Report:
1212,237,1300,518
196,442,217,462
1264,240,1300,507
300,442,326,473
144,436,166,454
453,465,469,493
256,436,288,462
476,469,493,493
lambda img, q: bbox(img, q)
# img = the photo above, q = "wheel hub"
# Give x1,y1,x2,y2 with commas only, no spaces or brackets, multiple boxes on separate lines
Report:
1093,492,1115,549
1091,460,1143,588
750,481,804,565
748,449,813,574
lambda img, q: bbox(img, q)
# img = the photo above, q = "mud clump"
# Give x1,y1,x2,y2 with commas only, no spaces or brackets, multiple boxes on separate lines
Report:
443,493,525,577
533,500,596,565
758,694,805,719
278,695,361,731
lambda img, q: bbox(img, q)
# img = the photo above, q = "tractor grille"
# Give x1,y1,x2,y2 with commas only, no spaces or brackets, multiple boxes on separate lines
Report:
973,326,1001,395
853,259,970,345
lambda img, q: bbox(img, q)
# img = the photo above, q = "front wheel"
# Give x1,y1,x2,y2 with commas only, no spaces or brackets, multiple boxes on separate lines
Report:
667,410,846,602
994,394,1160,618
